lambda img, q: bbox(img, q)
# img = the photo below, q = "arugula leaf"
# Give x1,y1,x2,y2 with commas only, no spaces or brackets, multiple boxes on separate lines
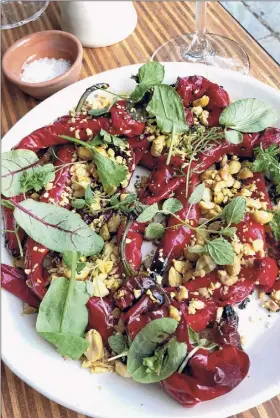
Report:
224,129,243,144
91,148,128,194
88,98,117,116
206,238,234,265
136,203,159,223
188,184,206,205
162,198,183,214
20,164,55,192
127,318,186,384
145,223,165,240
1,150,53,198
252,144,280,193
222,197,247,225
219,98,278,133
269,210,280,241
147,84,188,135
36,252,89,359
13,199,104,256
130,62,165,102
108,334,128,355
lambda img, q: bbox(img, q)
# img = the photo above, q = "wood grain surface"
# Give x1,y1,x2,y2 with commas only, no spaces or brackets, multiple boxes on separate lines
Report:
1,2,279,418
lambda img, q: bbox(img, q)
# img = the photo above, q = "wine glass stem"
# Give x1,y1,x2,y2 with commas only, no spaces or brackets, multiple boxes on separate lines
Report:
186,1,211,58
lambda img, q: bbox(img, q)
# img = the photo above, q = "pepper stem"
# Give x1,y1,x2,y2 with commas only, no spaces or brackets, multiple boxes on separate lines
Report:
75,83,110,114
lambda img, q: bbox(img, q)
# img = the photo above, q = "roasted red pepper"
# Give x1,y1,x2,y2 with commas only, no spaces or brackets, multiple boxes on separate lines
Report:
117,221,146,273
110,100,145,137
87,296,118,342
24,144,74,299
1,264,40,307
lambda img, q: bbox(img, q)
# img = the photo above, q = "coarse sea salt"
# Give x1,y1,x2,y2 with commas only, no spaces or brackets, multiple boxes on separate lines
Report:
20,57,72,83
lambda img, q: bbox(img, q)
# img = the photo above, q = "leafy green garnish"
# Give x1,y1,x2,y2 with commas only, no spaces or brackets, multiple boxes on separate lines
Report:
91,129,128,149
162,198,183,214
127,318,186,384
222,196,247,225
145,223,165,240
219,98,278,133
147,84,188,164
1,150,55,198
13,199,104,256
189,237,234,265
224,129,243,144
269,210,280,241
88,98,117,117
20,164,55,192
136,198,183,223
136,203,159,223
60,134,128,193
188,184,206,205
252,144,280,193
130,62,165,102
63,251,86,274
108,334,128,355
36,252,90,359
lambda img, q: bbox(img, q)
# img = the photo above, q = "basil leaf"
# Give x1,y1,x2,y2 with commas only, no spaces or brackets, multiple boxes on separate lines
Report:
108,334,128,355
93,149,128,194
188,184,206,205
219,98,279,133
36,253,90,359
88,98,116,116
219,227,237,238
130,62,165,102
224,129,243,144
127,318,181,378
132,337,186,384
13,199,104,256
145,223,165,240
136,203,159,223
71,199,86,209
206,238,234,265
222,197,247,225
1,150,40,197
162,198,183,214
147,84,188,134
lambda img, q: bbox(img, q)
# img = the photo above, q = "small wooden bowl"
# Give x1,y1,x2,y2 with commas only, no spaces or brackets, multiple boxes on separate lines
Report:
2,30,83,100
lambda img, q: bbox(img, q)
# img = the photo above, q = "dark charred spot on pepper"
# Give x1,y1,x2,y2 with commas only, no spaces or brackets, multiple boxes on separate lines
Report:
238,297,250,310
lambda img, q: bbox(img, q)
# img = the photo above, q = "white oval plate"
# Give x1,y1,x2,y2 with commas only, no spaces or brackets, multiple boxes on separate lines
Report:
2,63,280,418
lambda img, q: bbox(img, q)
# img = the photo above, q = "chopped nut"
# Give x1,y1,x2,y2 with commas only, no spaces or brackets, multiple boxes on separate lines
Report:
213,180,227,193
188,299,205,315
199,201,215,210
168,266,183,287
77,147,93,161
84,329,104,362
196,254,216,274
271,290,280,302
228,160,241,175
199,110,209,126
151,135,166,157
173,260,191,274
246,198,262,210
193,95,209,108
202,187,213,202
169,305,181,321
176,286,189,301
238,167,253,180
115,361,131,378
100,224,110,241
226,256,241,276
108,213,121,233
251,210,274,225
218,270,238,286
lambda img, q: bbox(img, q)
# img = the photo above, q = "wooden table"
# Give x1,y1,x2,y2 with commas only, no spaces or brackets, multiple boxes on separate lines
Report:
1,2,279,418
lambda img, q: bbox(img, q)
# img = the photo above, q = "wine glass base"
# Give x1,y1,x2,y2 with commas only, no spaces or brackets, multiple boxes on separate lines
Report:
151,33,250,75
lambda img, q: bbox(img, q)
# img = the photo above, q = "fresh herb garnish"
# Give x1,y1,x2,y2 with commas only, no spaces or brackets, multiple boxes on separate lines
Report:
1,150,55,198
108,334,129,358
136,198,183,223
224,129,243,144
252,144,280,193
178,327,217,373
130,62,165,102
11,199,104,256
147,84,188,164
91,129,128,149
219,98,278,133
222,196,247,225
36,252,90,360
188,184,206,205
60,134,128,193
88,98,117,117
145,223,165,240
269,210,280,241
127,318,186,384
63,251,86,274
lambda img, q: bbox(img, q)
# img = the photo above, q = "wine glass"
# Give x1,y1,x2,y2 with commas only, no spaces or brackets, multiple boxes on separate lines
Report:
1,1,49,30
151,1,250,74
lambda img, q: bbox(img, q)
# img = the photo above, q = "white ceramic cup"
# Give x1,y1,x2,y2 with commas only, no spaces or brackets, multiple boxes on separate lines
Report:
60,1,137,48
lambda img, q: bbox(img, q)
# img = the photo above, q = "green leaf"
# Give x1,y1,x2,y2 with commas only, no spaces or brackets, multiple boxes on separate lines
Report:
36,253,90,359
222,197,247,225
71,199,86,209
252,144,280,192
20,163,55,193
76,262,87,274
188,184,206,205
188,246,206,254
13,199,104,256
63,252,86,274
1,199,15,209
219,227,237,238
162,198,183,214
1,150,40,197
188,327,201,345
136,203,159,223
270,210,280,241
224,129,243,144
108,334,128,355
145,223,165,240
88,98,116,116
146,84,188,134
206,238,234,265
130,62,165,102
85,184,94,205
188,327,218,350
96,129,127,149
219,98,279,133
93,149,128,194
133,337,186,383
127,318,186,383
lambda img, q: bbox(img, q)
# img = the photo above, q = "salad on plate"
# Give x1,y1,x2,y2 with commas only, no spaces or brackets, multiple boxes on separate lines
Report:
1,62,280,408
